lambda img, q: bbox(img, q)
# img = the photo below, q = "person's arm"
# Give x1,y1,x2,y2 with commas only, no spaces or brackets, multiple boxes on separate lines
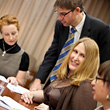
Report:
21,90,45,104
19,52,29,71
16,70,26,85
30,21,64,91
95,21,110,63
7,51,29,85
7,70,26,85
18,52,29,85
30,78,42,91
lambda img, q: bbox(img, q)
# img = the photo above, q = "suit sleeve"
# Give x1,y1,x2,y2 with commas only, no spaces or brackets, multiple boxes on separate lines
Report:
97,23,110,63
36,21,61,83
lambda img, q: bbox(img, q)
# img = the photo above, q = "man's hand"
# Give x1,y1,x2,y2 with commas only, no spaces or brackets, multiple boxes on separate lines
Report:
29,78,42,91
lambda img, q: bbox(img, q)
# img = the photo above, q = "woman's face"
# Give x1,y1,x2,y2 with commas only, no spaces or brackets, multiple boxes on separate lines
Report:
68,42,85,73
1,24,18,45
91,76,109,103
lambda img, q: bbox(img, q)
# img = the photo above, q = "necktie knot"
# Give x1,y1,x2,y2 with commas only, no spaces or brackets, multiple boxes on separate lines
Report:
71,27,76,34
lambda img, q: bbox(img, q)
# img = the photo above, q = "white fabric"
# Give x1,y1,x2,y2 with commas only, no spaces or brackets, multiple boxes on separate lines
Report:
70,12,86,44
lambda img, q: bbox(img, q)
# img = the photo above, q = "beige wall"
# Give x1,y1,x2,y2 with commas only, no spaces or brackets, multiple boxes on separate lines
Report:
0,0,110,72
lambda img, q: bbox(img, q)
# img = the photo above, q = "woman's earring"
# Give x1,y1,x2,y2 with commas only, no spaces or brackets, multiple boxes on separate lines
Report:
106,94,110,100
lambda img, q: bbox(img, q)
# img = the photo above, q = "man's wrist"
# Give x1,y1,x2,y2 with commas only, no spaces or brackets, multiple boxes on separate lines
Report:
35,78,41,83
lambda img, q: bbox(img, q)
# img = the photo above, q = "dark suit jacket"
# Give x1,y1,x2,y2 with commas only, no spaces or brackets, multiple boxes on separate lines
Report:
36,14,110,83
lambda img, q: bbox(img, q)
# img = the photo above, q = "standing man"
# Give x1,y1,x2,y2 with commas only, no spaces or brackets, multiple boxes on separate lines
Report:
30,0,110,91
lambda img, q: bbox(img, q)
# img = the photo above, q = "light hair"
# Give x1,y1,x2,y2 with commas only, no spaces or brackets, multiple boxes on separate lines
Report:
0,14,19,33
57,37,100,86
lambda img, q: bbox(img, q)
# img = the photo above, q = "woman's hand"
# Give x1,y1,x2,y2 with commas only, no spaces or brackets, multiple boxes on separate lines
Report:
7,76,18,85
34,103,49,110
21,91,34,104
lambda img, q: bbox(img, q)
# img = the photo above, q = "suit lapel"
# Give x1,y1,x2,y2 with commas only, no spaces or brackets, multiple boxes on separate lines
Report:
60,26,69,49
80,15,91,38
59,14,92,51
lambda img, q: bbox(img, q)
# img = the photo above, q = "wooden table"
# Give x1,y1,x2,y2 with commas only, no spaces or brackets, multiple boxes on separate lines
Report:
0,80,39,110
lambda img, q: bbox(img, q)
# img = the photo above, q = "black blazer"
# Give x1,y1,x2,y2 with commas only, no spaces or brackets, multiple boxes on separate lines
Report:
36,14,110,83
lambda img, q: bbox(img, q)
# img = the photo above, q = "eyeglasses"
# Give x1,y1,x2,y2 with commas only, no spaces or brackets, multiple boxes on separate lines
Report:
96,76,110,82
55,10,73,18
96,76,104,82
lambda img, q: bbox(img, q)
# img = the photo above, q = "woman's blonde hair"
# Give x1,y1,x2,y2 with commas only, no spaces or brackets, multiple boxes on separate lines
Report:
57,37,100,86
0,14,19,33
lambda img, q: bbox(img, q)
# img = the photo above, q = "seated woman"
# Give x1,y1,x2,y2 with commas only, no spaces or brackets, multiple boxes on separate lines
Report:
21,37,99,110
0,14,29,86
92,60,110,110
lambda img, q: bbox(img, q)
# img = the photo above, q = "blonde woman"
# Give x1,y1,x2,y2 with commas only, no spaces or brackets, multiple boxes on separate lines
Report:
21,37,99,110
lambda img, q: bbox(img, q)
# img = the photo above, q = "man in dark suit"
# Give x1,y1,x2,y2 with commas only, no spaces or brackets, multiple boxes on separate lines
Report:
30,0,110,91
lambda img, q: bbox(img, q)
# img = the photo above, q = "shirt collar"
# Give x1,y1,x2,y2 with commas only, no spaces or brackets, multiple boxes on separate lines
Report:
70,12,86,34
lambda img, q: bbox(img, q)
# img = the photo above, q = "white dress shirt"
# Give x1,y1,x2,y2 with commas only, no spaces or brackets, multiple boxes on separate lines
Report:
70,12,86,44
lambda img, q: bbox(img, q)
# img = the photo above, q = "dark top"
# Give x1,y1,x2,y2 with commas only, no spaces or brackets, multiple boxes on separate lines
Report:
44,79,97,110
36,14,110,84
0,38,29,71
